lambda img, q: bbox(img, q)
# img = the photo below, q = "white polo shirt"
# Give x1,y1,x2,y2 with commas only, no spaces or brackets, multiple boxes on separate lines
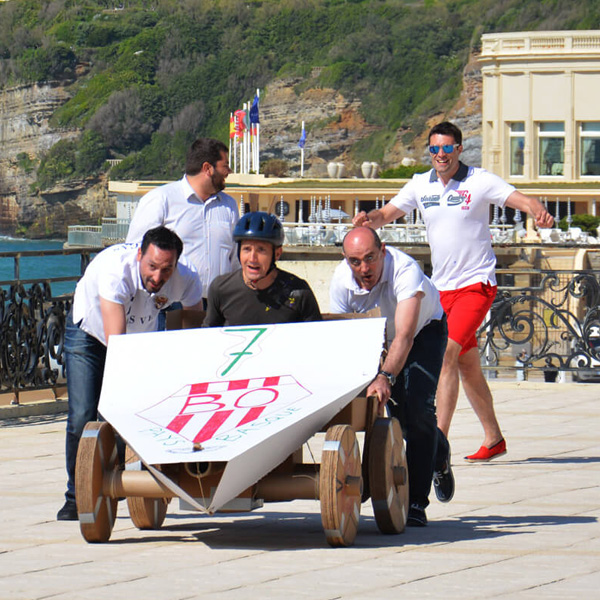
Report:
126,175,239,298
72,243,202,345
329,246,444,343
389,163,515,291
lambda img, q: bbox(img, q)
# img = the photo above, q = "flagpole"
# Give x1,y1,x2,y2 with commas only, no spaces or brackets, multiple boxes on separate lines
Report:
228,112,233,169
246,102,250,174
242,103,246,174
247,101,251,174
255,88,260,174
300,120,305,178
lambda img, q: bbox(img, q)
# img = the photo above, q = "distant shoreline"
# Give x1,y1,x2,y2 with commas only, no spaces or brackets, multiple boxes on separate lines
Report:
0,235,66,243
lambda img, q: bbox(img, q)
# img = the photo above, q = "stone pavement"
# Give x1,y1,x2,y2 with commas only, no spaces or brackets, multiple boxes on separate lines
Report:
0,382,598,599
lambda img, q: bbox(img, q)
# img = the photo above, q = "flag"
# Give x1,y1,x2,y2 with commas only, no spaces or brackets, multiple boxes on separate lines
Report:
234,110,247,134
249,94,259,125
229,114,235,139
298,125,306,149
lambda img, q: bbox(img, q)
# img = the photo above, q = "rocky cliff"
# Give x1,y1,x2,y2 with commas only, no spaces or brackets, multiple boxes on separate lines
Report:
257,52,482,176
0,81,112,238
0,53,482,238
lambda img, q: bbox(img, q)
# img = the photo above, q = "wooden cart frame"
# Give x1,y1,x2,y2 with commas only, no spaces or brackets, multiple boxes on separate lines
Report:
75,312,408,547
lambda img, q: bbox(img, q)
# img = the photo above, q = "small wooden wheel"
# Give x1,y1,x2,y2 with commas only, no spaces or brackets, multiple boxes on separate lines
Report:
320,424,362,547
75,421,120,543
368,417,409,534
125,446,168,530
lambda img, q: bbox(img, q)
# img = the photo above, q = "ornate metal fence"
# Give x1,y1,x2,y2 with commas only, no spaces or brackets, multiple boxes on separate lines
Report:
479,270,600,381
1,247,599,403
0,248,100,402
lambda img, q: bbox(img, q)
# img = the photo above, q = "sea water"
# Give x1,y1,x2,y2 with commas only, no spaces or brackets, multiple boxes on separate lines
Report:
0,237,85,296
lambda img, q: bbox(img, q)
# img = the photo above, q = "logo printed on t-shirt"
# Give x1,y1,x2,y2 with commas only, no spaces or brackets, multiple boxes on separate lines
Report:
447,193,464,206
153,294,169,309
422,194,440,209
458,190,472,210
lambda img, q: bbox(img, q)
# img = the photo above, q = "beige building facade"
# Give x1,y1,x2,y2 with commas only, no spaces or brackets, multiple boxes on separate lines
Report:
480,30,600,187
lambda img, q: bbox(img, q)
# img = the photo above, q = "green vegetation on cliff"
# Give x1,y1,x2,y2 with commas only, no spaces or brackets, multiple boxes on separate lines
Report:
1,0,599,186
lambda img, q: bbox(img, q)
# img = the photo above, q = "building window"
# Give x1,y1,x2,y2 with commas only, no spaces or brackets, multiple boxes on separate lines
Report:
509,122,525,176
539,122,564,176
580,122,600,176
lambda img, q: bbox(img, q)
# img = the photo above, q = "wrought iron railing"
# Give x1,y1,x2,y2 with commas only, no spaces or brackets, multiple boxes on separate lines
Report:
0,248,101,403
1,247,599,405
479,270,600,381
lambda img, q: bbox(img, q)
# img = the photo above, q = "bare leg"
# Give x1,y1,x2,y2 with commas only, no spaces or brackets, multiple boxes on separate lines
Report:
436,339,462,437
458,347,503,447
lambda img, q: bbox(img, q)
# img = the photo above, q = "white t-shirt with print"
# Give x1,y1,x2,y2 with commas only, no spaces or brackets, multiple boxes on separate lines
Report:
389,163,515,291
72,243,202,345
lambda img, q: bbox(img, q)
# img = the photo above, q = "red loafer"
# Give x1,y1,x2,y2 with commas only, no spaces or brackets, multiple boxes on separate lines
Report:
465,438,506,462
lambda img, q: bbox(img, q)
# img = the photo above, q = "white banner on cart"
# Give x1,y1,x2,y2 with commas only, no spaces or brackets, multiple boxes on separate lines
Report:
98,318,385,513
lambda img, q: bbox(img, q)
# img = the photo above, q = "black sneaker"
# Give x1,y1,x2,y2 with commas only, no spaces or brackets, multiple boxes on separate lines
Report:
407,503,427,527
57,499,78,521
433,449,455,503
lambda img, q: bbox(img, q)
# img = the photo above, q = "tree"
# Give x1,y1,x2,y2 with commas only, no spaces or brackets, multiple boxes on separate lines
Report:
76,130,109,176
36,140,77,190
88,87,154,153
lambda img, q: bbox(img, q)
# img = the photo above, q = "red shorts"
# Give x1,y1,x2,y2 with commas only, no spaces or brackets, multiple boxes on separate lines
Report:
439,282,497,356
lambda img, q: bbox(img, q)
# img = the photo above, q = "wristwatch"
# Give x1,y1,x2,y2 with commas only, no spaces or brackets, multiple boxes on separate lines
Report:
377,370,396,386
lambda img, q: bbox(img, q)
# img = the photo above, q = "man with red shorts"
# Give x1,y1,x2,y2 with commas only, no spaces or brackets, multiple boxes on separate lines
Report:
353,121,553,464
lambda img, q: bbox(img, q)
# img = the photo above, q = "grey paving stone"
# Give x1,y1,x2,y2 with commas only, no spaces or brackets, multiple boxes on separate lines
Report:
0,383,598,599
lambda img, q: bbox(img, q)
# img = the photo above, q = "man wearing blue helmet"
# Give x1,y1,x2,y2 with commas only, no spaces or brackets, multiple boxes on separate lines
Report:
204,212,322,326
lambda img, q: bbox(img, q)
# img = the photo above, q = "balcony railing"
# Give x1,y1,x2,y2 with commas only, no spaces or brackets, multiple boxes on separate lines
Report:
68,219,527,248
2,248,600,403
481,31,600,56
0,248,101,403
67,218,129,248
479,269,600,382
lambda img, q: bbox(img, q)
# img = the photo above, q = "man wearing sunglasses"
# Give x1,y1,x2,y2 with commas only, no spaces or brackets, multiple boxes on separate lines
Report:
353,121,553,466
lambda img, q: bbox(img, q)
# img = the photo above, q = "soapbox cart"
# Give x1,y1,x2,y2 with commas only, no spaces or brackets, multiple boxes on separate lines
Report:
74,316,409,547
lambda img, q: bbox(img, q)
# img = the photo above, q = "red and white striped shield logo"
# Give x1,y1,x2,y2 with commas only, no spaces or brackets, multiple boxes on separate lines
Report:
137,375,311,445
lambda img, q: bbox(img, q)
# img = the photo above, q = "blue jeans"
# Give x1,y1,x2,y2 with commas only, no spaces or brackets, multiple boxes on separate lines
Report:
63,312,107,503
388,315,449,508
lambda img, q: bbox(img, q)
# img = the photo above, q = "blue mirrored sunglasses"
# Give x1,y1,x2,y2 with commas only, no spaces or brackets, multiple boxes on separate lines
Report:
428,144,459,154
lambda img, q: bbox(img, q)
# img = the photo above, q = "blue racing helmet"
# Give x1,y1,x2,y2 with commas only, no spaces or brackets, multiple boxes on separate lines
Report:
233,212,285,247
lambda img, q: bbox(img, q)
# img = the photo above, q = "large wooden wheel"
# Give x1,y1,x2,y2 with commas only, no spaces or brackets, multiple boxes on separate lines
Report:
75,421,120,543
320,424,362,547
125,445,169,530
368,417,409,534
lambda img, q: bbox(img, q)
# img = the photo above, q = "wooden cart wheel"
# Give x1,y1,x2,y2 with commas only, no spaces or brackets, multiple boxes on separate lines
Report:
368,417,409,534
320,424,362,547
125,445,168,530
75,421,120,543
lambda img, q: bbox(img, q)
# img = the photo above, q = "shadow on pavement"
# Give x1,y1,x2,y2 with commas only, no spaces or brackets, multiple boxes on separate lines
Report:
519,456,600,464
0,413,66,428
102,509,596,550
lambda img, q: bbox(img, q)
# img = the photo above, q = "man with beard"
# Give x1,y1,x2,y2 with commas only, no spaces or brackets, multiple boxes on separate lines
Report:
57,227,203,521
126,138,239,308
